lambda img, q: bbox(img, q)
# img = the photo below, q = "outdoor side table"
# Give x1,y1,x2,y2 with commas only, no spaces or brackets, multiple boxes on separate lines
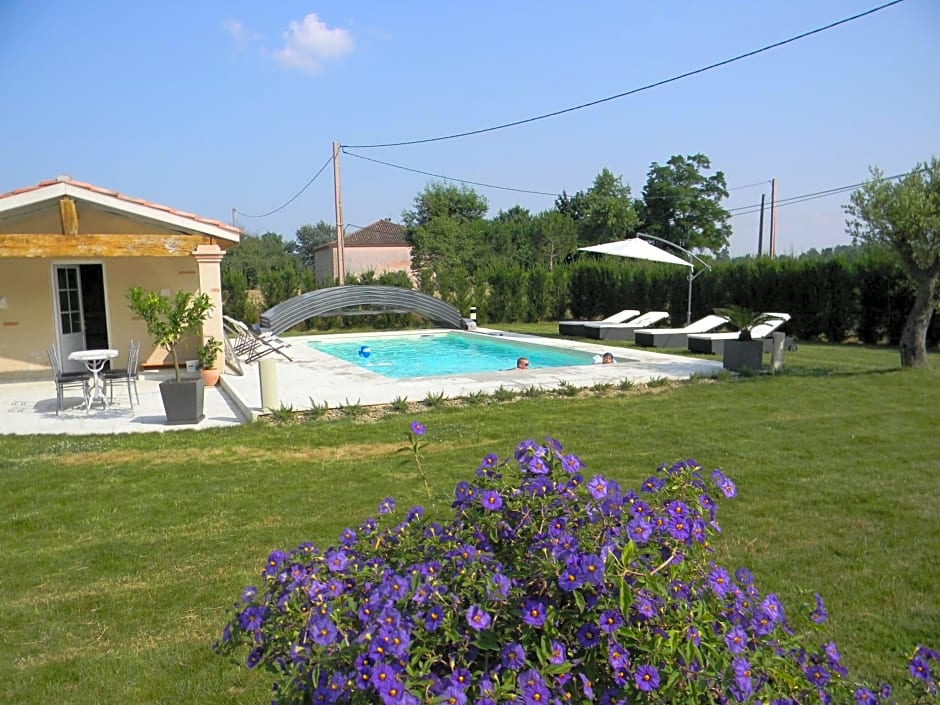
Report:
68,349,119,411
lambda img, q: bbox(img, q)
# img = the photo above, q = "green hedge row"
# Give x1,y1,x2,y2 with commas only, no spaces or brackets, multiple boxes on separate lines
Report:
472,254,939,346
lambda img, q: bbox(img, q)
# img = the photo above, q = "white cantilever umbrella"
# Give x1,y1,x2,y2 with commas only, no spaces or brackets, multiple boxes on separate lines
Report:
578,235,709,325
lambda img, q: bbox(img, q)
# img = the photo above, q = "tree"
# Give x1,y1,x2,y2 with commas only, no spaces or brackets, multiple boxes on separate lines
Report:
292,221,334,269
845,158,940,368
403,182,489,288
530,211,578,270
640,153,731,255
577,168,640,246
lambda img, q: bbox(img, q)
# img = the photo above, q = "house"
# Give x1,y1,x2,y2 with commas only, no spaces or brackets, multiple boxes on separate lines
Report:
0,175,241,381
314,219,412,285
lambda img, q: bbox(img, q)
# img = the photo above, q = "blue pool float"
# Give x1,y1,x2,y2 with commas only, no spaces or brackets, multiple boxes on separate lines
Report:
358,345,372,358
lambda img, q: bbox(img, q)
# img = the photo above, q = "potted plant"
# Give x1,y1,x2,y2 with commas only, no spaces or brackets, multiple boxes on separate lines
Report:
127,286,213,424
197,337,223,387
714,305,772,372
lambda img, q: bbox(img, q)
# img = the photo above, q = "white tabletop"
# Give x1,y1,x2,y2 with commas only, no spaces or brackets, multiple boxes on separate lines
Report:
68,349,119,361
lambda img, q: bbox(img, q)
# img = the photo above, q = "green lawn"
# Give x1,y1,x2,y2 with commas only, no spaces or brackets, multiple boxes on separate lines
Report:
1,340,938,704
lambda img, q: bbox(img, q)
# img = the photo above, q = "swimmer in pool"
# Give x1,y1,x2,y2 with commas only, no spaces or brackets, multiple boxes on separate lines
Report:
516,357,529,370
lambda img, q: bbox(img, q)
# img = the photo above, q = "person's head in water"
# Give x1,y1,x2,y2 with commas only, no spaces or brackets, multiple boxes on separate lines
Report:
602,352,615,364
516,357,529,369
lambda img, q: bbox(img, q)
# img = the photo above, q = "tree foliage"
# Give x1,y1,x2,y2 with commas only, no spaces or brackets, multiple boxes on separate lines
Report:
567,168,640,246
291,221,334,269
845,157,940,368
640,153,731,256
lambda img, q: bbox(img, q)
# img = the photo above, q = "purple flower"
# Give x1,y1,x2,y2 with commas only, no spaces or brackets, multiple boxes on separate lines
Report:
466,605,491,630
576,622,600,648
558,561,584,592
480,490,503,511
587,476,608,499
548,639,567,664
634,664,660,692
708,565,733,597
732,657,753,700
724,626,748,655
424,607,444,632
810,593,828,623
608,641,629,669
854,688,877,705
641,475,665,493
378,496,396,514
579,553,604,585
410,420,426,436
501,642,526,670
804,664,830,688
711,468,737,498
561,453,583,473
246,646,263,668
910,656,932,682
522,598,548,627
325,548,349,573
598,609,623,633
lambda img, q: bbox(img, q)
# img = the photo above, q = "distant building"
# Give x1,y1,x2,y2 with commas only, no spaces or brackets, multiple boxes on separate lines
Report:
314,219,412,285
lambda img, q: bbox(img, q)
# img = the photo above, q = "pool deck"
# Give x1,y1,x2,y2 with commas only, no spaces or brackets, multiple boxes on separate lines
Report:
0,328,722,436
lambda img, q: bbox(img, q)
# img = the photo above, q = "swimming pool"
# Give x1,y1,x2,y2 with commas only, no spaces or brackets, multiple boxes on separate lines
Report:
308,331,594,379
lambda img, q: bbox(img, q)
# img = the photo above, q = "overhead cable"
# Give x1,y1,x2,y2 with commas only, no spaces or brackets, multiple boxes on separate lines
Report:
343,1,905,149
235,154,334,219
342,149,559,196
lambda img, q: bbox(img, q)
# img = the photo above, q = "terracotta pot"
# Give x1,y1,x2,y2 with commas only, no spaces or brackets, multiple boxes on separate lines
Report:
200,368,222,387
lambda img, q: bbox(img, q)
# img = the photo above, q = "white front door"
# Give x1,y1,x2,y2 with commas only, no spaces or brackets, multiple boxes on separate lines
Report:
54,266,87,373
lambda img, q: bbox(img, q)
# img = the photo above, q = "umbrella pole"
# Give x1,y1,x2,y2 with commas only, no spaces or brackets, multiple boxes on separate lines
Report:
686,270,693,326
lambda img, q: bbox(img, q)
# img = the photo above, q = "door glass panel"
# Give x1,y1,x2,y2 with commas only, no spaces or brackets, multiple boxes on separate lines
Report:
61,313,70,333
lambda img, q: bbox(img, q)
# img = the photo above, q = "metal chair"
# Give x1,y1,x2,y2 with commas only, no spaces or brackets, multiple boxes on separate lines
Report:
103,341,141,410
46,344,91,415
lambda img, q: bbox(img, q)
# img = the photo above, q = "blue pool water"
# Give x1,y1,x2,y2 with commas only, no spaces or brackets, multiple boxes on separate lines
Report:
308,332,592,379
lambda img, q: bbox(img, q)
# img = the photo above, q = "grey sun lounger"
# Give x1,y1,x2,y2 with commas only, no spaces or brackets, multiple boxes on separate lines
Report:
686,313,791,355
558,309,640,337
582,311,670,341
633,314,730,349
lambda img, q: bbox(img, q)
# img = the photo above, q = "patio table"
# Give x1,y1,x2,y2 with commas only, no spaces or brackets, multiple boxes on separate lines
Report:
68,349,118,411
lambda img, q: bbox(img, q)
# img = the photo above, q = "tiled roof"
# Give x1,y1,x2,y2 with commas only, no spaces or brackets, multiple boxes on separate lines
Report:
343,220,408,247
0,175,241,237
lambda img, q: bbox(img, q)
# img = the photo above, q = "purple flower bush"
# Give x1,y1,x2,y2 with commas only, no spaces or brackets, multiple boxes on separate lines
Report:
216,428,939,705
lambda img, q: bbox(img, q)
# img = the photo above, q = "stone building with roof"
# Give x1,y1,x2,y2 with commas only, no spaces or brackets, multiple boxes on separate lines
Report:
0,175,241,380
314,219,413,285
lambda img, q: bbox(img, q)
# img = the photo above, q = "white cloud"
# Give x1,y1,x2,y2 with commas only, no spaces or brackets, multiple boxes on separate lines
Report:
274,13,354,74
223,18,262,48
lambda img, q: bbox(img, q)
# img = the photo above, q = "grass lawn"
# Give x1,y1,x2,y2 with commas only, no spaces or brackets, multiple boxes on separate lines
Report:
1,340,938,704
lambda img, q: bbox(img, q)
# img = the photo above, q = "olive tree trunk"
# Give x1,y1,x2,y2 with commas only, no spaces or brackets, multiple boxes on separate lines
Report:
899,272,937,368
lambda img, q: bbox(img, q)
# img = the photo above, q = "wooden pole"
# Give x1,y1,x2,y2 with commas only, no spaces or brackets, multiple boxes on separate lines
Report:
757,193,765,256
769,178,777,258
332,141,346,284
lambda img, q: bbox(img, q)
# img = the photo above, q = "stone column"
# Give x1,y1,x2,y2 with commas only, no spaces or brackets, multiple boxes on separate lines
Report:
192,244,226,371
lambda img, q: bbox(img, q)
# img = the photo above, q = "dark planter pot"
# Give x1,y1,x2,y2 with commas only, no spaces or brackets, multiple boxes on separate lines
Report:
159,378,205,424
723,340,765,372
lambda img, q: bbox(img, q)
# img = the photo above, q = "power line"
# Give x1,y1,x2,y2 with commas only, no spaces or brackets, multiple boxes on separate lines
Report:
342,149,560,197
235,154,334,219
344,1,905,149
728,179,772,192
728,170,915,217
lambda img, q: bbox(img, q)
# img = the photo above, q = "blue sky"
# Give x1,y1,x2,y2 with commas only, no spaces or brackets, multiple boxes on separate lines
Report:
2,1,937,256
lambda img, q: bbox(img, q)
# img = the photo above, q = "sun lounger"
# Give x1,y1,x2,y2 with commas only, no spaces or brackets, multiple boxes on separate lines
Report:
558,309,640,337
582,311,670,341
223,315,293,363
686,313,791,355
633,314,730,348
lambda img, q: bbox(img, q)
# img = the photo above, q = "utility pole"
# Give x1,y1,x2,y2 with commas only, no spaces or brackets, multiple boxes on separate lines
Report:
769,178,777,259
332,141,346,284
757,193,765,257
231,208,236,228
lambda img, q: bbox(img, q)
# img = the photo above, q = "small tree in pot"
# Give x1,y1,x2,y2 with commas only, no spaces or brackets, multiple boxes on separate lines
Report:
714,305,773,372
196,336,223,387
127,287,213,423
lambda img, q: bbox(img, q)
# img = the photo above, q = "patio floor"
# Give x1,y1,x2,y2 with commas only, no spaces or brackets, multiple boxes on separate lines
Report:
0,328,723,436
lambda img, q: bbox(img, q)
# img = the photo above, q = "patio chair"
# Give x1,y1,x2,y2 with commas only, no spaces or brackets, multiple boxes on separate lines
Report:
102,340,141,410
46,344,91,415
633,314,730,349
223,315,293,363
582,311,670,341
558,309,640,337
686,313,791,355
